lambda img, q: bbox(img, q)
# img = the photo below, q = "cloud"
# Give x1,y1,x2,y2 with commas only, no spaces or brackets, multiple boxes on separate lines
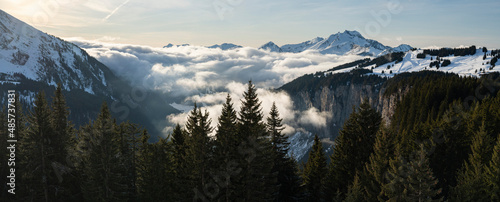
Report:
69,38,363,96
164,81,331,137
298,107,332,128
67,39,360,135
166,82,299,136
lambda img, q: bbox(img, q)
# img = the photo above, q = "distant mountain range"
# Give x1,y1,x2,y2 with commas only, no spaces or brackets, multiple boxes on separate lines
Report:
259,30,412,56
164,30,412,56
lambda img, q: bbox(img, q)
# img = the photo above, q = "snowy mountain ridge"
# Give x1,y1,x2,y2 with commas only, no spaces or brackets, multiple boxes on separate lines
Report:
0,9,114,96
323,47,499,78
259,30,412,56
161,30,411,56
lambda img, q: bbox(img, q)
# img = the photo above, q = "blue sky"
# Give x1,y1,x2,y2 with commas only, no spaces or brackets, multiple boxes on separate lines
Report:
2,0,499,48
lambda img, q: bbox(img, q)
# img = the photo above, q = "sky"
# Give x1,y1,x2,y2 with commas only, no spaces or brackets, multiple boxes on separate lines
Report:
1,0,499,48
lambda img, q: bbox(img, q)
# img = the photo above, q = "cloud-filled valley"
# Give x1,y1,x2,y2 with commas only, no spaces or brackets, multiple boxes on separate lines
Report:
68,38,365,135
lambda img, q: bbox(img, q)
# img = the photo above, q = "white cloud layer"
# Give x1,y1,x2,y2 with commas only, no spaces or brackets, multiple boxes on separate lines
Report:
68,39,361,135
69,39,363,95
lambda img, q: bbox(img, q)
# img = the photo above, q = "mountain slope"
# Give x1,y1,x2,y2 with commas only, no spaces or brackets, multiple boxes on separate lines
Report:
259,30,412,56
322,46,499,77
279,46,500,161
0,9,178,136
0,10,112,95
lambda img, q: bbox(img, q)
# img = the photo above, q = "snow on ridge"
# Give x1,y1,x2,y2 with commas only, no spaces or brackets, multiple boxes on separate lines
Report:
324,48,499,78
0,9,111,95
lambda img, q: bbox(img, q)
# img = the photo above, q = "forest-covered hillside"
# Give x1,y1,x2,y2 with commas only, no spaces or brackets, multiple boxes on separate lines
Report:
1,71,500,201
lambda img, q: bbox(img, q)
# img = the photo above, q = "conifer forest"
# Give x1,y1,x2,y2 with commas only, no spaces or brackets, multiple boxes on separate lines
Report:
1,72,500,201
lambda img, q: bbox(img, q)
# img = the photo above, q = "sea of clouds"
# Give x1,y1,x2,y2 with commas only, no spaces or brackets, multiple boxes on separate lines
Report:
68,38,363,136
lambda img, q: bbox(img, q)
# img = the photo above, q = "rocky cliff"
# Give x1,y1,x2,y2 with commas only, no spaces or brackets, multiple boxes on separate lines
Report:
280,69,408,142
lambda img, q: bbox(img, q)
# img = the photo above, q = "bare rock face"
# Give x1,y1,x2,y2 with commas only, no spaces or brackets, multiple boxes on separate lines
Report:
289,81,406,140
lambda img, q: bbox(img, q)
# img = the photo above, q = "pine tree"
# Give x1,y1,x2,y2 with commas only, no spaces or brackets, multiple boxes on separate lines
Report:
345,174,365,202
268,102,287,157
238,81,266,139
267,102,302,201
486,133,500,200
235,81,277,201
185,104,214,200
136,130,173,201
302,135,327,202
383,155,407,201
383,145,441,201
18,91,55,201
451,123,492,201
428,102,470,198
405,145,441,201
364,127,395,201
115,122,141,200
170,124,191,201
49,84,78,200
212,94,240,201
78,102,128,201
324,99,381,200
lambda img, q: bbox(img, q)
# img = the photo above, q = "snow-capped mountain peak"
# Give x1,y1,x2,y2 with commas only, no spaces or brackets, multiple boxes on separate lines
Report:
259,41,282,52
392,44,413,52
0,9,113,95
258,30,412,56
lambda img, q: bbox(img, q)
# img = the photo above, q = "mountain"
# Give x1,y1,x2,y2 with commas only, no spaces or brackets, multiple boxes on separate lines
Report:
259,41,281,52
0,9,178,136
279,46,500,161
0,10,110,95
207,43,242,50
259,30,412,56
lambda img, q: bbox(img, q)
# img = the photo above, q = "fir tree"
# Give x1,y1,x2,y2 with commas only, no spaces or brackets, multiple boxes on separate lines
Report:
49,84,78,200
383,155,407,201
238,81,266,139
136,130,173,201
363,127,395,201
216,94,238,149
185,104,214,200
383,145,441,201
486,133,500,200
19,91,55,201
267,102,302,201
405,145,441,201
345,174,365,202
78,102,128,201
170,124,191,201
234,81,277,201
451,123,492,201
302,135,327,202
268,102,287,157
324,99,381,200
115,122,141,200
213,94,240,201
